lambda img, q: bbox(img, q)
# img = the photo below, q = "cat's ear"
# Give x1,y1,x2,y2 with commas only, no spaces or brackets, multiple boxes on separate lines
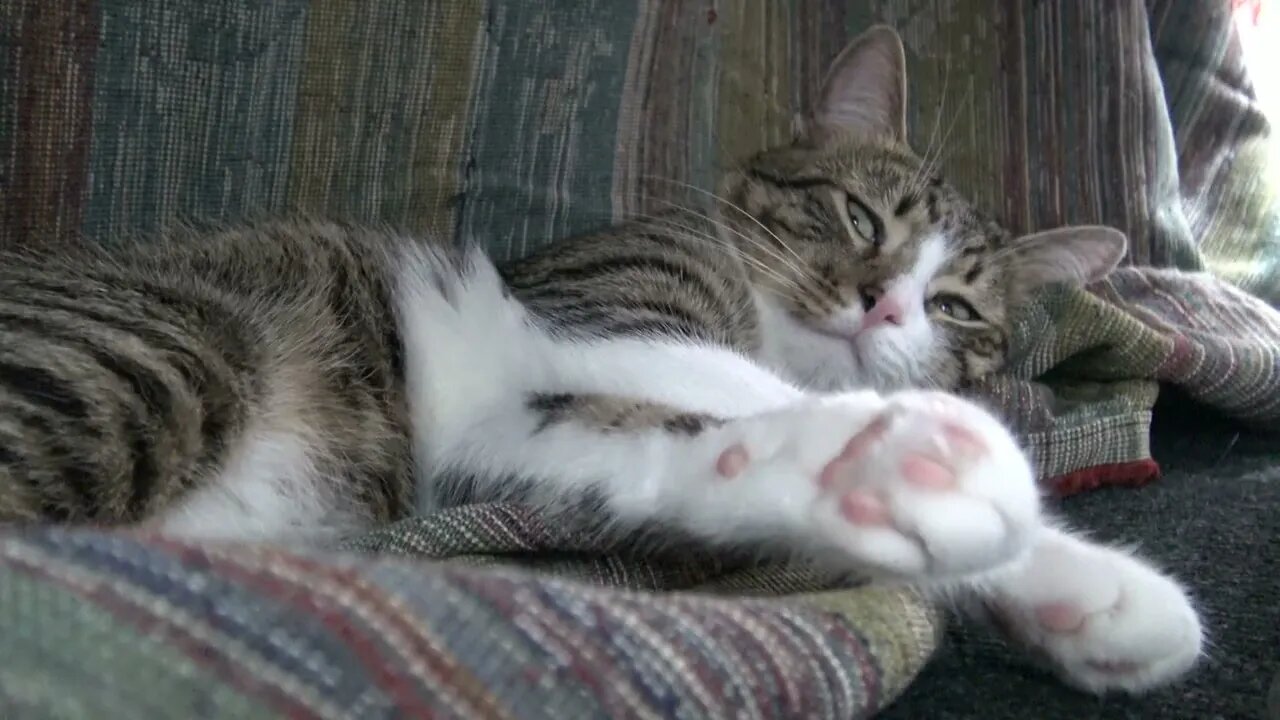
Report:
803,25,908,144
1008,226,1128,292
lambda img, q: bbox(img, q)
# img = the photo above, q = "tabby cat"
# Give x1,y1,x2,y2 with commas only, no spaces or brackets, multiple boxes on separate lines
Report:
0,26,1199,694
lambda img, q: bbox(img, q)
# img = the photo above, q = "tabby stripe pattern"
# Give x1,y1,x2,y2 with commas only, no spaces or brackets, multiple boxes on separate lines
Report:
506,213,757,347
0,266,253,521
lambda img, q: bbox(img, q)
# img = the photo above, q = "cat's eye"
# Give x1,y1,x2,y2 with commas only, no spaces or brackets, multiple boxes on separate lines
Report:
845,198,879,244
929,294,979,322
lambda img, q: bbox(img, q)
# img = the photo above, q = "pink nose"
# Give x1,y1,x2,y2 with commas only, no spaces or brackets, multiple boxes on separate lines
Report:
861,295,905,330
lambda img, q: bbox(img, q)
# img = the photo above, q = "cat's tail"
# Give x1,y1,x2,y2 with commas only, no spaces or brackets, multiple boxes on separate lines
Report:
394,242,558,443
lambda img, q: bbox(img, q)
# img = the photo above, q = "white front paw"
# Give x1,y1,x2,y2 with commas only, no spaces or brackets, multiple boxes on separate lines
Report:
988,530,1203,694
706,390,1041,581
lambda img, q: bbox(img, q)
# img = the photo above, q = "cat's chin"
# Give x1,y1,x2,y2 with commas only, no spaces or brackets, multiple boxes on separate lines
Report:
798,326,931,393
752,291,932,392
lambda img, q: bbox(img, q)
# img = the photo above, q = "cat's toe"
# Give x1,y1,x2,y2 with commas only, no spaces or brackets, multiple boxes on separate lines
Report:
810,390,1041,580
990,531,1203,694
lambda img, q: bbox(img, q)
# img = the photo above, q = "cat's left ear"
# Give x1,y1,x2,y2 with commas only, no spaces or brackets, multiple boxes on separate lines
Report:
802,25,908,145
1008,225,1128,292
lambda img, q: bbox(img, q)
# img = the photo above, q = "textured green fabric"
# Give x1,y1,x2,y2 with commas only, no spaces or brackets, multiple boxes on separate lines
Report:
1,1,1279,717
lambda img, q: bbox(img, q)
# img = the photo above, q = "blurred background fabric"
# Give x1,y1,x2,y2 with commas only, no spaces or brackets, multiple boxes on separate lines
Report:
3,0,1277,302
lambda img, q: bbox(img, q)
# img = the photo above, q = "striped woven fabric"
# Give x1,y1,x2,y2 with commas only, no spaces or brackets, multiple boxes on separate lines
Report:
0,517,942,719
1,0,1278,717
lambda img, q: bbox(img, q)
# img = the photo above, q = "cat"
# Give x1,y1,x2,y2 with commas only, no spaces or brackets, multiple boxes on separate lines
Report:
0,25,1200,695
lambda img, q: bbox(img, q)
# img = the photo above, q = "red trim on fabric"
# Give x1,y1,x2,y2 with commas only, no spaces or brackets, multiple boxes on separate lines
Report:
1048,459,1161,497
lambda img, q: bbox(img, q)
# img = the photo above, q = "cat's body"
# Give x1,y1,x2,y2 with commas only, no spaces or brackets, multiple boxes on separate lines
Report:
0,222,418,537
0,26,1201,695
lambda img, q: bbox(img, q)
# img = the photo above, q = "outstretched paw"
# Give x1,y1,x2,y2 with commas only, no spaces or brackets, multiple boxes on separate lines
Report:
708,390,1040,581
987,530,1203,693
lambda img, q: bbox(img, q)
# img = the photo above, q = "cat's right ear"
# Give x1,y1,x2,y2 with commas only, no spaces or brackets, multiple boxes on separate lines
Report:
800,25,908,145
1007,225,1129,295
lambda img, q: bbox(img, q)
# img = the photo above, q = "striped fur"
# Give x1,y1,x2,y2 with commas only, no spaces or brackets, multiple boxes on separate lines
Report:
0,220,416,530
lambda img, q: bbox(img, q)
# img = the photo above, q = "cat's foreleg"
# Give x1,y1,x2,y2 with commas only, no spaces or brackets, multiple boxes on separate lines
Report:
399,249,1038,576
493,383,1206,695
400,249,1202,692
948,523,1203,694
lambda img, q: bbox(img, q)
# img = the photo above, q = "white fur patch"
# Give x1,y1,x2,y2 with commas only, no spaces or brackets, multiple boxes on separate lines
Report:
909,234,949,286
155,425,356,544
393,246,806,515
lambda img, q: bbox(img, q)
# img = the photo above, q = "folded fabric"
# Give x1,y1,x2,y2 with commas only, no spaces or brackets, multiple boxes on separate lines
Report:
975,267,1280,495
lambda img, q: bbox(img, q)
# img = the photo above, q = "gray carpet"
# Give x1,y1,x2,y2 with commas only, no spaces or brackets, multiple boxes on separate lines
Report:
881,391,1280,720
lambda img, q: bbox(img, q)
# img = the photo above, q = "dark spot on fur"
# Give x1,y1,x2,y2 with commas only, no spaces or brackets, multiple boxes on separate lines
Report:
125,419,158,517
925,191,942,224
52,454,99,519
528,392,576,432
964,262,983,284
662,413,720,436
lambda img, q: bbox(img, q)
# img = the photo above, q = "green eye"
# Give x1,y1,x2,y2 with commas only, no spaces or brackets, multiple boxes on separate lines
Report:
845,197,880,245
929,294,979,322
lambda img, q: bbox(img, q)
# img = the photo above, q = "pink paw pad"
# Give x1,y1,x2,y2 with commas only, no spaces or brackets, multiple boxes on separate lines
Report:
715,444,750,479
1034,602,1086,633
818,416,890,489
942,423,987,458
838,490,890,525
900,455,956,490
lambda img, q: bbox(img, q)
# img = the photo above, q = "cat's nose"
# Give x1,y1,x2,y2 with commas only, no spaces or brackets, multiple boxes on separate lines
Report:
861,295,905,330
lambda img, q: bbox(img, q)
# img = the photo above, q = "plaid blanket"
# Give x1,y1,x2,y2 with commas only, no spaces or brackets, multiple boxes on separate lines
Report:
982,268,1280,494
3,1,1279,718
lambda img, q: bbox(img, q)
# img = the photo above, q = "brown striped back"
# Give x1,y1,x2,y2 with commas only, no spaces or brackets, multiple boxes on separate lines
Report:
0,219,415,527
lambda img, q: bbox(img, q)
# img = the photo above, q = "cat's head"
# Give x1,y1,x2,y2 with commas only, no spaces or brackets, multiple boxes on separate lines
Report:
720,25,1126,392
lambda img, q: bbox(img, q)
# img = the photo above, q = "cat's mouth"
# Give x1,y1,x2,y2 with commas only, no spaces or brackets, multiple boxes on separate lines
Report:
809,323,859,347
803,321,868,364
